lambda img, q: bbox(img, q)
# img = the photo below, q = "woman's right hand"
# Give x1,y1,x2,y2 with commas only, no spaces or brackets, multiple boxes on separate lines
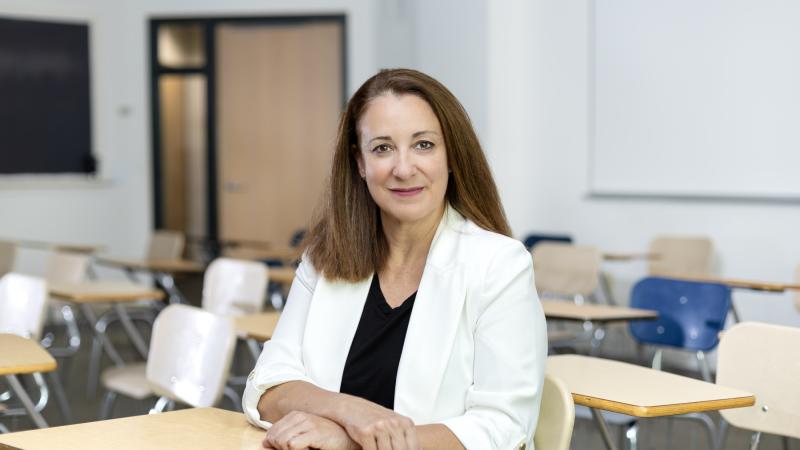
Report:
337,397,420,450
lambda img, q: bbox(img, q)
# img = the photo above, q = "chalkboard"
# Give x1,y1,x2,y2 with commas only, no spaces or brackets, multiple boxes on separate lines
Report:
0,16,94,175
590,0,800,199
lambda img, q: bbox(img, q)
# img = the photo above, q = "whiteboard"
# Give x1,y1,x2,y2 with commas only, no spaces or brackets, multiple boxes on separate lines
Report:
590,0,800,199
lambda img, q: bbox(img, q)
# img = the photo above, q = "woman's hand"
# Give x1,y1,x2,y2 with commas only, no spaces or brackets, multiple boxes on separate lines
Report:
263,411,359,450
336,398,420,450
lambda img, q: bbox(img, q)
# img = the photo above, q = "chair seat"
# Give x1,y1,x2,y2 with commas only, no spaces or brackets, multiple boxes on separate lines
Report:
101,363,153,400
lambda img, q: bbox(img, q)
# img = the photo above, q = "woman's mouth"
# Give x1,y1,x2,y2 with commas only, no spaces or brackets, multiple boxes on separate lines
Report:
389,187,424,197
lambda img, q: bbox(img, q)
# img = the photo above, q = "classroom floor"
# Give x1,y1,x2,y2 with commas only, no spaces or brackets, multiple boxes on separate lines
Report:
2,316,795,450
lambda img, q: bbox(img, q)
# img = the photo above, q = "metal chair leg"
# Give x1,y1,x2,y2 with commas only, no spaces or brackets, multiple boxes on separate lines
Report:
149,396,171,414
751,431,762,450
624,421,638,450
99,391,118,420
47,371,72,424
717,418,729,450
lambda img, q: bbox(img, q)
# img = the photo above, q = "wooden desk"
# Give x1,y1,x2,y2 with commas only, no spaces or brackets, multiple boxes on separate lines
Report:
602,252,659,262
5,239,105,254
547,354,755,450
235,311,280,342
96,257,204,305
49,282,163,377
0,407,263,449
268,266,296,286
224,245,301,264
542,300,657,323
0,334,57,428
656,273,800,293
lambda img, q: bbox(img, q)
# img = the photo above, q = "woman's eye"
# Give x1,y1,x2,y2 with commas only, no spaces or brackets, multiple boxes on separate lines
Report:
372,144,392,153
415,140,434,150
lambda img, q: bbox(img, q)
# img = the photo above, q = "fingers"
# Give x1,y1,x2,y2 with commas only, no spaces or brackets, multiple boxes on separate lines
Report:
263,412,313,450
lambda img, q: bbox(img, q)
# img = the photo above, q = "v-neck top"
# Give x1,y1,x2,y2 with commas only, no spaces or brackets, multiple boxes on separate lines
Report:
339,274,417,409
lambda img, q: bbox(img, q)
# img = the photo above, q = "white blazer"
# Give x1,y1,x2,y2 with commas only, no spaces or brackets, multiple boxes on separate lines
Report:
243,205,548,450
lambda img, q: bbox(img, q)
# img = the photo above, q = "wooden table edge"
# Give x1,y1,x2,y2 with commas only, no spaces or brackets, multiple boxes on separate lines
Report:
573,394,756,418
0,361,57,376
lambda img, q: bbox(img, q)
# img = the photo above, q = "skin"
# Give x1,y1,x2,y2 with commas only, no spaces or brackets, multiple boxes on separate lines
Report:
259,93,465,450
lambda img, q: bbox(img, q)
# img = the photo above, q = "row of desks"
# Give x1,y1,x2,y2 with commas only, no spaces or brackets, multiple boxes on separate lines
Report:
0,354,755,450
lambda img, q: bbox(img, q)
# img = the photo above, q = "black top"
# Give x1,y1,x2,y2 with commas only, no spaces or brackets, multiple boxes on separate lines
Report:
339,274,416,409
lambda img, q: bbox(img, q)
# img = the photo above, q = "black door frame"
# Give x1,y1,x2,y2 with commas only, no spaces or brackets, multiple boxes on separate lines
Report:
149,15,348,246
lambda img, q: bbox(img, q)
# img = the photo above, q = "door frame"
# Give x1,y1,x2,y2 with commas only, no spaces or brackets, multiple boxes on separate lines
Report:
149,15,347,246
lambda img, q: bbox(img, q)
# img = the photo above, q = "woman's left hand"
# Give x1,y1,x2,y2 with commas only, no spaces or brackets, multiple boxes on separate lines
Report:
263,411,360,450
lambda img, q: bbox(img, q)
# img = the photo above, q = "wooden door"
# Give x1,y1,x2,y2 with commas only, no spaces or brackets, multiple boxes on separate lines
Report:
216,22,342,248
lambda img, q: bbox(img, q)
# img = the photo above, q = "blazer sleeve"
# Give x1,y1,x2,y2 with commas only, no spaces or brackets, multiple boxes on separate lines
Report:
440,241,548,450
242,258,319,429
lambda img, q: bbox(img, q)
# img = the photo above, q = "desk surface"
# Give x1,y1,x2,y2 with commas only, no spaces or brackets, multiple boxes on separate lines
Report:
0,407,262,450
542,300,658,322
547,354,754,418
602,252,659,261
49,282,165,303
5,239,105,254
97,257,205,274
0,334,56,376
654,273,800,293
235,311,281,341
268,266,296,285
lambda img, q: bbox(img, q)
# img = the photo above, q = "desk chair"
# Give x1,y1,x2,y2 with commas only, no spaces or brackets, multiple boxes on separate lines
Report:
0,241,15,278
648,236,714,278
522,233,572,252
0,273,71,425
534,374,575,450
576,277,729,449
716,322,800,450
147,230,185,260
99,304,236,418
532,242,604,350
202,258,268,316
41,253,89,360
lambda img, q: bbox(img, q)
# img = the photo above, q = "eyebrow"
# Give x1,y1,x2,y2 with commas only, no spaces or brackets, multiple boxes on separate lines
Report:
368,130,440,144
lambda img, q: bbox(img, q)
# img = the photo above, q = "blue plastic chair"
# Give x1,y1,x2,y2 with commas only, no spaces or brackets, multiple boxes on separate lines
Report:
522,233,572,251
629,277,730,365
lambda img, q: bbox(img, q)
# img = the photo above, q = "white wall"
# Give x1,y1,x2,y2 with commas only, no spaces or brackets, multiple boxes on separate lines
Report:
0,0,377,273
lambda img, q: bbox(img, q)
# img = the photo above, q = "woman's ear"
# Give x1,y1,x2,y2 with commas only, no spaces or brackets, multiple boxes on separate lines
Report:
354,146,366,178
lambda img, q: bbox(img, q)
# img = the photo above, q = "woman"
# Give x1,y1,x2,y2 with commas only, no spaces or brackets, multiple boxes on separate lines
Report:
243,69,547,450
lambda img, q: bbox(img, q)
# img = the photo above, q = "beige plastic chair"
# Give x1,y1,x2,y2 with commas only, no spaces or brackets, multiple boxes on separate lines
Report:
0,240,16,277
534,374,575,450
147,230,185,260
648,236,713,277
0,272,72,424
201,257,268,316
45,252,89,283
716,322,800,449
531,242,602,301
0,273,48,340
42,252,89,358
99,304,236,418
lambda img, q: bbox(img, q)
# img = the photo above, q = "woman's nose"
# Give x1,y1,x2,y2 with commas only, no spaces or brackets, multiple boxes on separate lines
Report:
392,148,417,179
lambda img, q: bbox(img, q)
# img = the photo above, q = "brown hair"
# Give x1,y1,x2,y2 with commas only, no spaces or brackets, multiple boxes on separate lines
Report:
303,68,510,281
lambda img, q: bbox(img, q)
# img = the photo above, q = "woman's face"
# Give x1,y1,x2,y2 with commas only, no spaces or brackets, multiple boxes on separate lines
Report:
356,93,449,228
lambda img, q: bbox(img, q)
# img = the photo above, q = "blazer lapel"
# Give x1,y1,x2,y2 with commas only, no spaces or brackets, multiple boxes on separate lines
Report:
394,206,468,422
303,274,373,392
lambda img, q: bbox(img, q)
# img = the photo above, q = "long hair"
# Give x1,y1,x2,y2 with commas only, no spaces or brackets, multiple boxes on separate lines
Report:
303,68,510,281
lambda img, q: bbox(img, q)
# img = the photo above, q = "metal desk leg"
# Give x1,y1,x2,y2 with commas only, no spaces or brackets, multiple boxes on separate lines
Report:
590,407,617,450
80,304,124,367
113,303,149,359
156,272,186,304
5,374,48,428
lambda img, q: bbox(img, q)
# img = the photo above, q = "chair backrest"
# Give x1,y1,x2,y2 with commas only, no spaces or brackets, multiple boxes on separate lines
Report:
717,322,800,440
201,257,267,315
0,273,49,340
147,230,185,260
794,264,800,313
534,374,575,450
146,304,236,408
0,240,16,277
648,235,714,277
45,252,89,283
523,233,572,251
629,277,730,351
531,242,601,298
